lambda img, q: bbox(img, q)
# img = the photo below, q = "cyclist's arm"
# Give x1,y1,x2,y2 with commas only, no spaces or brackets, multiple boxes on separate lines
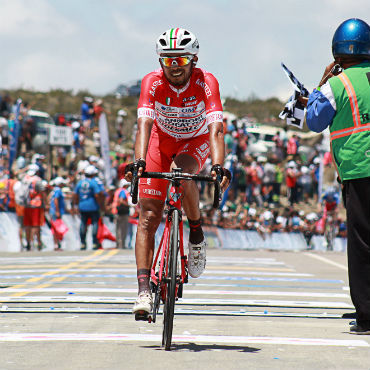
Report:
208,121,225,167
134,117,153,176
209,121,230,190
131,73,156,177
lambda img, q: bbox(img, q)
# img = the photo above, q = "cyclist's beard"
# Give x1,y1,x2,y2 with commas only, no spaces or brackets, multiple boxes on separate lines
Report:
163,64,194,87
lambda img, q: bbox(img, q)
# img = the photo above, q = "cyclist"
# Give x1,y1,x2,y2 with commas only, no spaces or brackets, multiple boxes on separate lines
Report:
321,186,340,216
126,28,230,316
320,187,340,249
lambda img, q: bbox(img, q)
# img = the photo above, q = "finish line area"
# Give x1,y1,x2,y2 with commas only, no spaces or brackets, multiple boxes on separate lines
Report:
0,249,368,370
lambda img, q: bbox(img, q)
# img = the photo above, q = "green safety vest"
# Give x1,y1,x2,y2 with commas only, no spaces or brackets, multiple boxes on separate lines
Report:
328,62,370,181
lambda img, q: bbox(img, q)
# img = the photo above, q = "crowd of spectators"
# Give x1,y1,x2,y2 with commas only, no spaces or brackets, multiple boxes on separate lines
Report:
198,118,347,244
0,92,346,251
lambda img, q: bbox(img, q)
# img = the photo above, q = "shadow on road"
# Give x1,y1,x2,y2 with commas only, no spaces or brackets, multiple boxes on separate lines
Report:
143,343,261,353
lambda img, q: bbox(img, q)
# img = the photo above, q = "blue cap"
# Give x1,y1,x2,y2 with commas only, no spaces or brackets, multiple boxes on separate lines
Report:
332,18,370,58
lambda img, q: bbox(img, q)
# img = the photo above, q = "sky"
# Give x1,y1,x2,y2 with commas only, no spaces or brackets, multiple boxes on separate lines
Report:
0,0,369,101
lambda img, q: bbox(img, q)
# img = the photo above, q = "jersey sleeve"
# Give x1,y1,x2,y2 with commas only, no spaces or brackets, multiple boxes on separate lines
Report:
203,73,223,125
137,73,156,120
306,83,336,133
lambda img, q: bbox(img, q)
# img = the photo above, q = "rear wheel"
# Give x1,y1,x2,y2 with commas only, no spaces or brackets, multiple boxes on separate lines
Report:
162,209,179,351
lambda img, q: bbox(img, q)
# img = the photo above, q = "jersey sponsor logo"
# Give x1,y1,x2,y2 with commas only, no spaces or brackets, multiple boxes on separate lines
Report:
206,111,223,124
180,107,196,113
196,142,210,159
154,99,209,138
183,95,196,102
184,100,198,107
149,80,163,97
196,78,212,98
138,107,155,119
143,189,162,196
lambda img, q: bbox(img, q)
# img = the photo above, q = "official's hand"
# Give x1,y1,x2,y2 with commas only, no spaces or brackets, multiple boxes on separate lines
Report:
318,61,337,87
297,96,309,107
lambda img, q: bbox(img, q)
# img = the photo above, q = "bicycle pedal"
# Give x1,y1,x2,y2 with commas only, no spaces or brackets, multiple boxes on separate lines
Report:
134,311,150,321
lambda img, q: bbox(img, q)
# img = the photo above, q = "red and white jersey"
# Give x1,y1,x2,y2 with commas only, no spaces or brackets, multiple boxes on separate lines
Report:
138,68,223,139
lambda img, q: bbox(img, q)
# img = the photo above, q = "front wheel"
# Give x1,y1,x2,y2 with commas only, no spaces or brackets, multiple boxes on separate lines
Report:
162,209,179,351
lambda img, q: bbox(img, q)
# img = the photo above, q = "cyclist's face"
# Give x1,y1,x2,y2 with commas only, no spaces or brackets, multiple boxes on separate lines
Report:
160,53,198,87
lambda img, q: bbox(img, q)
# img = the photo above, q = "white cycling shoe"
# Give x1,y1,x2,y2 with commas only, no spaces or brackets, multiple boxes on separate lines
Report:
132,291,153,315
188,239,207,278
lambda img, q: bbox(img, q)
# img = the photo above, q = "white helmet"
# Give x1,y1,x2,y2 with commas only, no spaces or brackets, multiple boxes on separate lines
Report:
84,165,98,176
156,28,199,55
72,121,80,130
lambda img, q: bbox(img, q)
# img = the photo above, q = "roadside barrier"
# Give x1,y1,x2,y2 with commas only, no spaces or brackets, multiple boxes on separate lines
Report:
0,213,347,252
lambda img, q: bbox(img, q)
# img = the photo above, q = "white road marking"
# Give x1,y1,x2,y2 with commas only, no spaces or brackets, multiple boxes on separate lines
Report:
0,295,354,309
0,269,312,277
0,306,350,318
0,288,350,298
305,253,348,271
0,333,367,347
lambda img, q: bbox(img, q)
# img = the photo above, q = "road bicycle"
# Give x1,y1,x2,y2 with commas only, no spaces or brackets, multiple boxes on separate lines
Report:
131,167,220,350
324,212,337,251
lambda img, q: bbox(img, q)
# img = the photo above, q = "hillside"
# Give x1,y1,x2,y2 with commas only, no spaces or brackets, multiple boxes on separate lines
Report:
2,88,290,140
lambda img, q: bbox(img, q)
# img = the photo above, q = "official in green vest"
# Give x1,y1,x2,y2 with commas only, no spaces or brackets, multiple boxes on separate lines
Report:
303,18,370,334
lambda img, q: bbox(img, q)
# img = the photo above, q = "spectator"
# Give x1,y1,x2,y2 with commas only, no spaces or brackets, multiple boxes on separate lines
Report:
93,99,105,123
22,165,47,251
49,177,68,251
287,134,298,157
80,97,94,131
72,121,85,159
298,165,313,202
285,161,300,206
272,130,284,161
73,165,104,250
33,153,46,179
112,179,131,249
116,109,127,144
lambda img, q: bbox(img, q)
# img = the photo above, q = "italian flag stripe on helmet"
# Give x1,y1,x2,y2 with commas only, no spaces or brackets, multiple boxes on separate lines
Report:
170,28,179,49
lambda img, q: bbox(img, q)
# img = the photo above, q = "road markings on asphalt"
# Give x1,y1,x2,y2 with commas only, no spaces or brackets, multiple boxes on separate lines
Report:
304,253,348,271
0,269,311,277
0,294,354,309
0,250,118,299
0,306,350,318
0,287,350,298
0,333,367,347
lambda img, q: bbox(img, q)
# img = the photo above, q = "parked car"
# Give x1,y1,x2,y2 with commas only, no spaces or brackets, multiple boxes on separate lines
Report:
26,109,55,152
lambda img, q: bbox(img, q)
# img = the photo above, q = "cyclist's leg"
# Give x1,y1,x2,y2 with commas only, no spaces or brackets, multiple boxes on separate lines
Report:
172,137,210,278
171,135,209,226
135,198,165,274
171,153,200,221
133,197,164,315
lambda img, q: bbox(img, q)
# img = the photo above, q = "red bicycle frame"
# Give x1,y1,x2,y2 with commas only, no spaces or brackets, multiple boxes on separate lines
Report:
150,183,187,302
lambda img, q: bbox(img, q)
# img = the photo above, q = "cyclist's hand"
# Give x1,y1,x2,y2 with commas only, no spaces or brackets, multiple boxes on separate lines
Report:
124,159,146,181
210,164,231,192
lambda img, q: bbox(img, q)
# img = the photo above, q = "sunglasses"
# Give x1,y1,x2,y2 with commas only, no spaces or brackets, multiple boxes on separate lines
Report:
160,55,194,67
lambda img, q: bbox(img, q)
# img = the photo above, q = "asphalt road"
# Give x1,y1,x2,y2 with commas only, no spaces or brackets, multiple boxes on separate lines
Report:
0,248,368,370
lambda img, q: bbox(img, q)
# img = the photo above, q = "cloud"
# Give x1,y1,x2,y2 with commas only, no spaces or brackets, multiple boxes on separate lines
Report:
0,0,77,38
0,0,370,100
3,51,118,93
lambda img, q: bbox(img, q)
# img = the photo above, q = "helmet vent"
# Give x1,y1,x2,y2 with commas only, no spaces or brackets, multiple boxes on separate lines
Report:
184,30,190,35
159,39,167,46
180,38,191,46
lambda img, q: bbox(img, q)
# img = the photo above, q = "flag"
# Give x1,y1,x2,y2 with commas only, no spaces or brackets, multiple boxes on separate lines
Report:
279,63,309,129
98,112,113,186
8,99,22,174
